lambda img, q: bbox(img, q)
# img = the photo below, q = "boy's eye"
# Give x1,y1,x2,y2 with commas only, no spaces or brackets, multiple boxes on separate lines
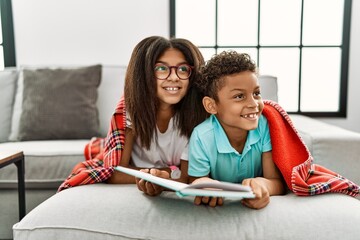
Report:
254,91,261,97
234,94,245,99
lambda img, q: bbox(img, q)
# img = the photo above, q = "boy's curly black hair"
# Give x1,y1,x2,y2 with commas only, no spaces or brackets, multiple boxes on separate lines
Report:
196,51,257,101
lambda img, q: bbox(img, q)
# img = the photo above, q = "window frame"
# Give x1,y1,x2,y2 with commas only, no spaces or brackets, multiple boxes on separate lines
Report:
0,0,16,68
170,0,352,117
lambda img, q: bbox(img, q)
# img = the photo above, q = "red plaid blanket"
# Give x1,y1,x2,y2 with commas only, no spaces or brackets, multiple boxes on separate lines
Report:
58,99,359,197
263,100,359,196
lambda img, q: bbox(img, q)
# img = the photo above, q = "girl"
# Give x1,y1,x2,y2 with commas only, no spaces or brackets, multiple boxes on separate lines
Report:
106,36,207,196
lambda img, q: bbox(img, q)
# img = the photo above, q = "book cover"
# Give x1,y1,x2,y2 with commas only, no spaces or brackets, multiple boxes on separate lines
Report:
114,166,255,199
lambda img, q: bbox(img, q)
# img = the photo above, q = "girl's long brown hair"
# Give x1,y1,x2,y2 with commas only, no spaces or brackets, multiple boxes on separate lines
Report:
125,36,207,149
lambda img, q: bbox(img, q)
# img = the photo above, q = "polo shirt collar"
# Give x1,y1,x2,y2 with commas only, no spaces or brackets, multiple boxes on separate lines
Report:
211,114,261,155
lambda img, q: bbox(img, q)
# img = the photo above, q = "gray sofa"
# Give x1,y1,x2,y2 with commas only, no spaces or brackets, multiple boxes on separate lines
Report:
0,66,359,239
0,65,125,239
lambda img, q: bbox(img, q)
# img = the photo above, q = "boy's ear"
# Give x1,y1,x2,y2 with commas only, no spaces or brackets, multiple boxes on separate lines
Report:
202,96,217,114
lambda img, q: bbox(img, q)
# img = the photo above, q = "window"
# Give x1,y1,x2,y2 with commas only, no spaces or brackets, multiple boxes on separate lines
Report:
0,0,16,70
170,0,352,117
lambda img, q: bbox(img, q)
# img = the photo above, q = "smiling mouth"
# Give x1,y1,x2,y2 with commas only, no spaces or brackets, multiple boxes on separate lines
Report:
241,113,258,119
164,87,180,91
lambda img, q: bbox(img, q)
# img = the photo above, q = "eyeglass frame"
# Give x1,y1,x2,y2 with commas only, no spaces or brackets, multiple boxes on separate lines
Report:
154,63,194,80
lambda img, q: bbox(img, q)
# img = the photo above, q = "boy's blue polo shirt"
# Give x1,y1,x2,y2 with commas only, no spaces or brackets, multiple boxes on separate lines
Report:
188,114,272,183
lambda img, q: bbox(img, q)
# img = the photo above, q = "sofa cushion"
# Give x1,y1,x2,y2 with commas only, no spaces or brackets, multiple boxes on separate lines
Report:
13,184,360,240
0,69,18,142
0,140,88,189
9,65,102,141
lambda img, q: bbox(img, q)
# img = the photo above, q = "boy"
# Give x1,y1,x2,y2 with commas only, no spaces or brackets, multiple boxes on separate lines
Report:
189,51,285,209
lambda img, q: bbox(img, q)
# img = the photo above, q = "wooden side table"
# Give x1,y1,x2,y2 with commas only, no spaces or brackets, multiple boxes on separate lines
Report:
0,151,26,220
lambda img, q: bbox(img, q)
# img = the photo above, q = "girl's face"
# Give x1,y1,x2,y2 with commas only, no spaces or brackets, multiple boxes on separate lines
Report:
155,48,190,109
213,71,263,135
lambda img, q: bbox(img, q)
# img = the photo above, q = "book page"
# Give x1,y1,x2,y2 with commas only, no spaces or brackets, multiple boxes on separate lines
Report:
114,166,188,191
178,188,255,199
185,181,251,192
115,166,255,199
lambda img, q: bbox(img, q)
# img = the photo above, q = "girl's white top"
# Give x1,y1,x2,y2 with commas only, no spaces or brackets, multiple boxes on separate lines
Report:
127,115,188,168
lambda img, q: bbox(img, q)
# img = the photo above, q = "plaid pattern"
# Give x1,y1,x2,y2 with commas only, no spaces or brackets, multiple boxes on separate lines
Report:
57,96,126,192
263,100,359,197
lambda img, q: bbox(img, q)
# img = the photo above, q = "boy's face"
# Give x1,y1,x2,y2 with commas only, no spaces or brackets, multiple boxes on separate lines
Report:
212,71,263,133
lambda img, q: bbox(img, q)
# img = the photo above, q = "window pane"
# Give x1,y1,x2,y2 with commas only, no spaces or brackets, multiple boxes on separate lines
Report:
302,0,344,45
260,0,302,46
218,0,258,46
301,48,341,111
0,47,4,70
199,48,216,62
176,0,216,46
259,48,300,111
218,47,258,65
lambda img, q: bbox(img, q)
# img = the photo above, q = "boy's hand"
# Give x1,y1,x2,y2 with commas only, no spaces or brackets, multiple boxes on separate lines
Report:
192,177,224,207
136,169,170,196
241,178,270,209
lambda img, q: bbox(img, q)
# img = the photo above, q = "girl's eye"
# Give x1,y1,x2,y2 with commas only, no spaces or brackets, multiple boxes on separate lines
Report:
154,65,168,72
177,65,190,73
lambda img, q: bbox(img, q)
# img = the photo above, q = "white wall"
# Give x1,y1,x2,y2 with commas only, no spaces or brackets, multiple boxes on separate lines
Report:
12,0,360,133
12,0,169,66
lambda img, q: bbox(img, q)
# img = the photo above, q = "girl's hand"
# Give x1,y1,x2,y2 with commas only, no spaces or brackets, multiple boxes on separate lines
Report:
241,178,270,209
135,169,170,196
192,177,224,207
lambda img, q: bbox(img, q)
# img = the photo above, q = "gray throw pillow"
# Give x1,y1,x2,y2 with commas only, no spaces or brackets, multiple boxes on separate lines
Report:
17,65,101,140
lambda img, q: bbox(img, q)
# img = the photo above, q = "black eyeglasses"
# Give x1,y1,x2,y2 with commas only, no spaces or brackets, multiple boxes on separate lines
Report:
154,63,193,80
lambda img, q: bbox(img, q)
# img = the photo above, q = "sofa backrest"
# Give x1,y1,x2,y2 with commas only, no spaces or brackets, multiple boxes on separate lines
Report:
98,66,126,136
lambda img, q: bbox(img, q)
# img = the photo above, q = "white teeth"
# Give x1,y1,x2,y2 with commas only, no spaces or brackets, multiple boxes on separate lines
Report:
242,113,257,118
164,87,179,91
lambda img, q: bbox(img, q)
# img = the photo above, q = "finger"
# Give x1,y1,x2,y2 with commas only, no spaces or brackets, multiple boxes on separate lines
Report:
217,197,224,206
152,183,164,195
201,196,210,204
252,187,262,199
150,169,170,179
194,196,202,205
242,179,251,186
135,177,141,190
136,178,146,192
241,199,251,208
149,168,160,176
145,181,156,196
209,197,218,207
242,197,269,209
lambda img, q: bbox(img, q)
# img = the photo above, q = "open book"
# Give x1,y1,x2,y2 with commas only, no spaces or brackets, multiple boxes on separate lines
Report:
115,166,255,199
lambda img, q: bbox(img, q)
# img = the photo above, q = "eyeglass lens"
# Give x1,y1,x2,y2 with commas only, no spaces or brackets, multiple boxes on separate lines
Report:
154,64,192,80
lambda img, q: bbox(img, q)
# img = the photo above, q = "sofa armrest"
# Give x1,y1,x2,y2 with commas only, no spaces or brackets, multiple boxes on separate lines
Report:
289,114,360,185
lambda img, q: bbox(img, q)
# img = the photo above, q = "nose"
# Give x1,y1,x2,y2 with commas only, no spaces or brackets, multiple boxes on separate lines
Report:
247,96,259,108
167,67,179,81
